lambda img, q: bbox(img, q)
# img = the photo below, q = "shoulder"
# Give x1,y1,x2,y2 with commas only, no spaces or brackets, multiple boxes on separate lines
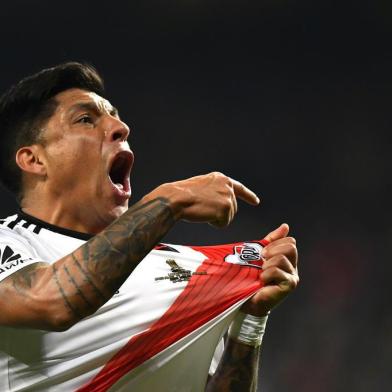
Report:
0,214,26,240
0,214,19,230
0,213,41,261
0,214,46,283
0,214,37,245
0,213,42,236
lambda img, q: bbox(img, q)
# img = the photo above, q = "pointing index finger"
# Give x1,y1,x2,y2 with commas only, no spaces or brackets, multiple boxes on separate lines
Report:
230,178,260,206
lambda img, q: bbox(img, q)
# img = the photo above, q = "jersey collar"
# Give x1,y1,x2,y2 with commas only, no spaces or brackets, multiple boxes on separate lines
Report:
18,209,93,241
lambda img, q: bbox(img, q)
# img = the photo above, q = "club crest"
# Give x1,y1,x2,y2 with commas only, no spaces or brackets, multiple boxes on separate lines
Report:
224,242,264,269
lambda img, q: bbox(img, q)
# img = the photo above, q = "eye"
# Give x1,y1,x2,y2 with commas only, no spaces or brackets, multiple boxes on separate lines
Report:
76,115,93,124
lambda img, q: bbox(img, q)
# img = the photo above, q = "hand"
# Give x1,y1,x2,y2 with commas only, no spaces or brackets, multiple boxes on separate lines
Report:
144,172,260,227
241,223,299,316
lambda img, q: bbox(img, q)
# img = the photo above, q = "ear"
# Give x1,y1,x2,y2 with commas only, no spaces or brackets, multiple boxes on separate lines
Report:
15,145,47,177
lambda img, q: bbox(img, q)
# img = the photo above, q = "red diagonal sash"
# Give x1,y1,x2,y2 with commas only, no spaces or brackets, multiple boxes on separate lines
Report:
76,239,267,392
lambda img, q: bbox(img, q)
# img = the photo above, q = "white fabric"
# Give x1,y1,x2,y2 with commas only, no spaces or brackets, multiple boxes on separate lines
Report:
0,214,246,392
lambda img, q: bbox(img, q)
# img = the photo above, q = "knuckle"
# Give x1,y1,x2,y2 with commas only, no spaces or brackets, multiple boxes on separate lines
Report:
276,254,289,265
289,274,300,290
269,266,279,275
211,171,225,179
281,276,297,291
286,243,297,253
223,198,232,210
286,237,296,244
216,172,232,185
215,210,230,226
218,198,232,213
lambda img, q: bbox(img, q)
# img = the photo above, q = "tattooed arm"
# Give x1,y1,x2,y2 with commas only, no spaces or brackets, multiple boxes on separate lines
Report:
206,339,261,392
0,197,174,331
0,172,259,331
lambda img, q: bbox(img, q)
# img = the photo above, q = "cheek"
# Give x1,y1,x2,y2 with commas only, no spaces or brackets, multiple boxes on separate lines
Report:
47,139,101,187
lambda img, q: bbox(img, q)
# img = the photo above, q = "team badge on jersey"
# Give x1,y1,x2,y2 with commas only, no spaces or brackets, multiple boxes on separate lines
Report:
224,242,264,269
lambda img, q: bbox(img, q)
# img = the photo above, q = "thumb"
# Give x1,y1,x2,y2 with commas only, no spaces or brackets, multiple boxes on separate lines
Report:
264,223,289,243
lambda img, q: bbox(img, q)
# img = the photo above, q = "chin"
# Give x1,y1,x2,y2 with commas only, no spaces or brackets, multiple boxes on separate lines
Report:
108,203,129,221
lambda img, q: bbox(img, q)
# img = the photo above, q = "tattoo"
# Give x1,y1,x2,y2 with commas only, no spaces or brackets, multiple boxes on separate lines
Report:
206,338,261,392
63,264,94,308
10,263,46,296
0,197,175,329
52,263,82,319
57,197,175,321
79,197,174,284
71,253,107,303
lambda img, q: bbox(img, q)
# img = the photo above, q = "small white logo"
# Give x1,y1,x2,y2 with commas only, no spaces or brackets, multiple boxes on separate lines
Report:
224,242,264,269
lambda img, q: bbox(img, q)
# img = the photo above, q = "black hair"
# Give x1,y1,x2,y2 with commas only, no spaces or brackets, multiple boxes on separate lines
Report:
0,62,105,199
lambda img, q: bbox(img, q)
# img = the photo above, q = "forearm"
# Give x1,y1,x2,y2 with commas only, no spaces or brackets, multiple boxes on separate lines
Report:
206,338,261,392
206,310,269,392
1,197,175,330
50,196,175,326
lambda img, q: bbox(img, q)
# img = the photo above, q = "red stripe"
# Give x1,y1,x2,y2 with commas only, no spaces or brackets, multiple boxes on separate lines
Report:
76,239,268,392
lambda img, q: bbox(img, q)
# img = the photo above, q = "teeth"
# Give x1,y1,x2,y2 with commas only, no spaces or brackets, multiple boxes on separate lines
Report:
115,183,124,190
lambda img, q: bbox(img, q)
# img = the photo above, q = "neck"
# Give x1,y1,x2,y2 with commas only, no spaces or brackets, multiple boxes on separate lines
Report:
20,192,109,235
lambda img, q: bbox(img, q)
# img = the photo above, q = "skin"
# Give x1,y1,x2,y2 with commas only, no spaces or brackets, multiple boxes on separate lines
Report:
0,88,299,390
18,89,133,233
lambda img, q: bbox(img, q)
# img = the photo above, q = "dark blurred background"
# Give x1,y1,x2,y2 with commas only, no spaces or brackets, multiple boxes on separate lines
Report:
1,1,391,390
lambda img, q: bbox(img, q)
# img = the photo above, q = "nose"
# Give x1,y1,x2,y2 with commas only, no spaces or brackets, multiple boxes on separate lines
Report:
105,116,130,143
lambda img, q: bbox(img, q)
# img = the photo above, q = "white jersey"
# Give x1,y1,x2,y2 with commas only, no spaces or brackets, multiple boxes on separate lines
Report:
0,211,267,392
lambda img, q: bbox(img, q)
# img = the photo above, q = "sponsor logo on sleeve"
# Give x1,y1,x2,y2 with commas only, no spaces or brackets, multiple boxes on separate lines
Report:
224,242,264,269
0,245,33,276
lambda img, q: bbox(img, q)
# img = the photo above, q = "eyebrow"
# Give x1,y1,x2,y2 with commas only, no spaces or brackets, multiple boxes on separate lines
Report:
67,102,119,118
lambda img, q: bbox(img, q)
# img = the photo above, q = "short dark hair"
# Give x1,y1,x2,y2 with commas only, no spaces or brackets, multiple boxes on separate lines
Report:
0,62,105,199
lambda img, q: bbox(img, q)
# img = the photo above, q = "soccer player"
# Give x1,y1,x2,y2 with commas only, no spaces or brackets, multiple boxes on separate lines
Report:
0,63,299,391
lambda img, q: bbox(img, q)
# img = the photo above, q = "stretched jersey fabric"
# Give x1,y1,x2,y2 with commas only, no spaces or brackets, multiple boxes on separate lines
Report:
0,212,267,392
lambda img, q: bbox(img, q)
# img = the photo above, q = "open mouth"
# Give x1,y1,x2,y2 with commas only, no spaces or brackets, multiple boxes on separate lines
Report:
108,150,134,195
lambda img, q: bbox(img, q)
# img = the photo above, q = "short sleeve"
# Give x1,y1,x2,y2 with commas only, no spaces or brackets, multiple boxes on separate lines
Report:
0,230,44,283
